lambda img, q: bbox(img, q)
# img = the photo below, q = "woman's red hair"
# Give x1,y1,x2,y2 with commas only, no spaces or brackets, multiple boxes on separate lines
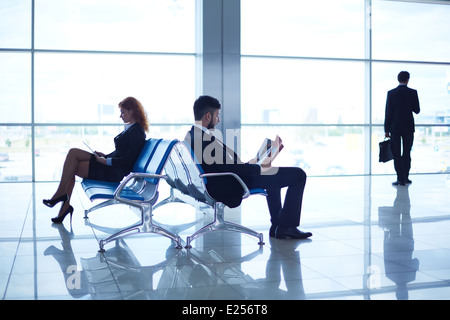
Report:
118,97,149,132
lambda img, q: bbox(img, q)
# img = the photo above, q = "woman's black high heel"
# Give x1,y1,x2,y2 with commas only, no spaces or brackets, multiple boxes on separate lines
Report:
51,203,74,224
43,194,68,208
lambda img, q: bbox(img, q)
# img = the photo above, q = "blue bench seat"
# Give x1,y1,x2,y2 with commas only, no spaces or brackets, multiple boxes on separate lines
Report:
82,179,144,201
81,138,181,251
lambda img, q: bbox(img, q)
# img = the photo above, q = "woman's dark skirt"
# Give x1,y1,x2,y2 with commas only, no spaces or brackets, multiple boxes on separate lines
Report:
87,154,128,183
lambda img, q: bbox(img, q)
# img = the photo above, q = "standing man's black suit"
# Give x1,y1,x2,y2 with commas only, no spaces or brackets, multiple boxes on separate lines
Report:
384,73,420,185
185,125,310,239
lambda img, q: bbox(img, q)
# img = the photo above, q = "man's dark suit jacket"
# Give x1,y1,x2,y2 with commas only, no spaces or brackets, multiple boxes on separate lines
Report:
185,125,260,208
384,85,420,134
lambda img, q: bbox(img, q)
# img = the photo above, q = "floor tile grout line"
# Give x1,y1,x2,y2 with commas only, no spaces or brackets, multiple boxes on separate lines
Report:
77,186,126,300
2,192,34,300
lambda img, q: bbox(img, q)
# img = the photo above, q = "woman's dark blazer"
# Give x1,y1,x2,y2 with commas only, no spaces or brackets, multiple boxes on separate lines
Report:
88,123,146,182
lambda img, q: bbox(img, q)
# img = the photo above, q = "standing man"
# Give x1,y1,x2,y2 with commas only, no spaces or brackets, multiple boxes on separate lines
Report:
384,71,420,186
185,95,312,239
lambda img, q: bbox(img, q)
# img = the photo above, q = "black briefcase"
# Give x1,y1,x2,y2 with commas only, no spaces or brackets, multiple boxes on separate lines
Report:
379,138,393,163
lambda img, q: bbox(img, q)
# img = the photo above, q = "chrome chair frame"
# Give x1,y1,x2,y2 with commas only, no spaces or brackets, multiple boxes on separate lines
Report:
98,172,183,252
161,142,265,249
185,171,265,249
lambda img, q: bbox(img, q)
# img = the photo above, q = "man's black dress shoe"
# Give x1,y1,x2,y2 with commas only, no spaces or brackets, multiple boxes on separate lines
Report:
275,227,312,239
269,225,277,237
392,180,406,186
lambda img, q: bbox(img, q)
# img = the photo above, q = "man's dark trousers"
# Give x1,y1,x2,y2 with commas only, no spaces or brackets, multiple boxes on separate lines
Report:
390,132,414,183
242,167,307,228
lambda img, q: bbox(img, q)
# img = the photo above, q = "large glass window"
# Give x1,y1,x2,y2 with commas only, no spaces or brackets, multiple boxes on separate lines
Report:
371,126,450,175
372,1,450,63
241,0,368,177
241,125,365,176
34,53,195,124
0,52,31,123
0,0,31,49
34,125,120,181
241,0,365,59
1,0,450,181
372,62,450,125
241,57,365,125
370,0,450,176
0,0,196,182
0,126,32,181
33,124,193,182
241,0,450,176
34,0,195,53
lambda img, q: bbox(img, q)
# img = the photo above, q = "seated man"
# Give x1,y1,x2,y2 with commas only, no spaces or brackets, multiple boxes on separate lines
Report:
185,95,312,239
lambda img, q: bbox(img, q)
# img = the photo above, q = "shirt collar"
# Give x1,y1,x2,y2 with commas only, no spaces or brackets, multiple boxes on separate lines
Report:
124,122,135,131
193,122,211,135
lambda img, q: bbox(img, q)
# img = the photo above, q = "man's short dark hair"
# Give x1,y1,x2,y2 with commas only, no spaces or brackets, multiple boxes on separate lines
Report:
398,71,410,83
193,95,221,121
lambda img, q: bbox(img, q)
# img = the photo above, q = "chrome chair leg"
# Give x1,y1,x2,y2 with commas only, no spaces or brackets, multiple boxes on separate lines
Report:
98,205,183,252
185,202,264,249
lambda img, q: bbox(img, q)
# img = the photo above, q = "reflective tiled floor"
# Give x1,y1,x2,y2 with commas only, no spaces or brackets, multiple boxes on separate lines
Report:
1,174,450,300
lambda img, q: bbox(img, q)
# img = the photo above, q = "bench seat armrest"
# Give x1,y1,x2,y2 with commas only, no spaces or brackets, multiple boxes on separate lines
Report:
114,172,167,204
199,172,250,199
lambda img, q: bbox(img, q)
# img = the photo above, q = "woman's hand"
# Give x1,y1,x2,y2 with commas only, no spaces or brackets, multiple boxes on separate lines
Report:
94,153,107,165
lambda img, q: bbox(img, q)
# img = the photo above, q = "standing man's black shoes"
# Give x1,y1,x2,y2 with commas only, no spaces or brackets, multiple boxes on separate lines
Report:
392,180,406,186
269,225,277,237
275,227,312,239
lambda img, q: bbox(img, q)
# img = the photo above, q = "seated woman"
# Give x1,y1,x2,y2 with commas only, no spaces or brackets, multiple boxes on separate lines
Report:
43,97,149,224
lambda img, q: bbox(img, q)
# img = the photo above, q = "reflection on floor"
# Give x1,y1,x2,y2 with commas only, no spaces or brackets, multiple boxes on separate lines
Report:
1,174,450,300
